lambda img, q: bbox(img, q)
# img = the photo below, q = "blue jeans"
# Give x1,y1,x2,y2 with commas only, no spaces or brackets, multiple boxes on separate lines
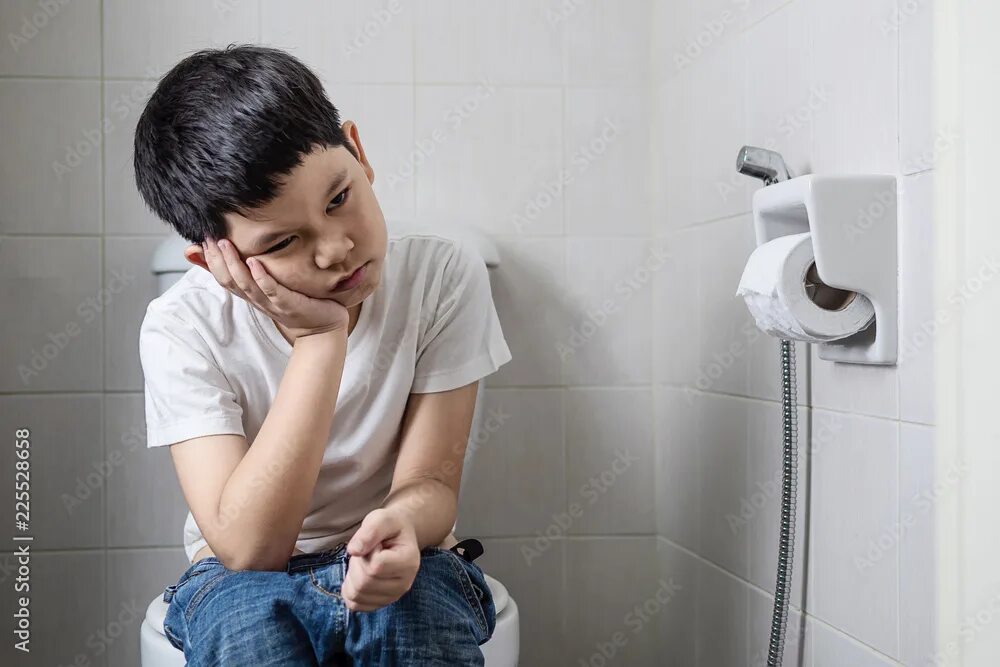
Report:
161,543,496,666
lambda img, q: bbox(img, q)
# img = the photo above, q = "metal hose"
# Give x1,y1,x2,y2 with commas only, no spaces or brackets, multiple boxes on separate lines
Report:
767,338,798,666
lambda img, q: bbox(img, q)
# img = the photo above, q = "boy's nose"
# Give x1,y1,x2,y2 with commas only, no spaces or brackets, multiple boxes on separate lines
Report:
314,234,354,271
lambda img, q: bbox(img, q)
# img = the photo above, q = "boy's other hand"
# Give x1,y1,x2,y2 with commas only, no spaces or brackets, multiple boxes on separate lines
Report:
342,508,421,612
201,237,350,339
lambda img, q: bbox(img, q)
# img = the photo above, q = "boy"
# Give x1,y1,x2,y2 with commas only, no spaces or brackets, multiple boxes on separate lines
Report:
134,44,511,665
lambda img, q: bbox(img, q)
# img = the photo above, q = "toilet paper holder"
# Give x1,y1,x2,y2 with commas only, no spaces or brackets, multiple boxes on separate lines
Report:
751,174,898,365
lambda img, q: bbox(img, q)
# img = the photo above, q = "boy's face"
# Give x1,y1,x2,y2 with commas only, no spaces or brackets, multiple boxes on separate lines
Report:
192,121,387,309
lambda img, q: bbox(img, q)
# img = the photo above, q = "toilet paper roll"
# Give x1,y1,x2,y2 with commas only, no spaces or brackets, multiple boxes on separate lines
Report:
735,232,875,343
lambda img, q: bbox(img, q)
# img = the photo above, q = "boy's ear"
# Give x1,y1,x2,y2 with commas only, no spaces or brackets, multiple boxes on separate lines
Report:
341,120,374,185
184,244,209,271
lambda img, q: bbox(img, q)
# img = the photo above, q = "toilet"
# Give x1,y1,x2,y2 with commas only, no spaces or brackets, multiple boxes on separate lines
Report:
141,229,519,666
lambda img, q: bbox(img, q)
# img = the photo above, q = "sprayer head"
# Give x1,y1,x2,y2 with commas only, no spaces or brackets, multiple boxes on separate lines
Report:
736,145,792,186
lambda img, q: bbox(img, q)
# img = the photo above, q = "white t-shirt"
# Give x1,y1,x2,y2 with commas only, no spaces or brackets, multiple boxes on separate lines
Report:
139,233,512,563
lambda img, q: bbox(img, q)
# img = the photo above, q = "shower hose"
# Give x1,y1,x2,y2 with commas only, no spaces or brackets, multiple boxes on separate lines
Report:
767,338,798,667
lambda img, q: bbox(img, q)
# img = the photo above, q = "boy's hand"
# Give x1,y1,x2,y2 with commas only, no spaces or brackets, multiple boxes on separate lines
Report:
201,237,351,339
342,508,421,612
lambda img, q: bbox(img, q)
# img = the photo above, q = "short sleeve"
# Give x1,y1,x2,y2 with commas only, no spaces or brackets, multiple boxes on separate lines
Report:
411,241,512,393
139,304,246,447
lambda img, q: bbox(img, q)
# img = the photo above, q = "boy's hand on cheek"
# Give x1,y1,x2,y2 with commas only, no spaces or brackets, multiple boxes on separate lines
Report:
342,508,420,612
201,237,350,340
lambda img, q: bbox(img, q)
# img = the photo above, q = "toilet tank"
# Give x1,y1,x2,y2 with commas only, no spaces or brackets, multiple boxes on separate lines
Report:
149,227,502,504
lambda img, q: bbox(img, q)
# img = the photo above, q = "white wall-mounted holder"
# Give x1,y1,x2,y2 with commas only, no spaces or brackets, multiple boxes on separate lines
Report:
751,174,898,365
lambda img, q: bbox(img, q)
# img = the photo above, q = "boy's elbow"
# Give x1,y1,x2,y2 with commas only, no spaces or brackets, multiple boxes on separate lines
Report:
211,538,291,572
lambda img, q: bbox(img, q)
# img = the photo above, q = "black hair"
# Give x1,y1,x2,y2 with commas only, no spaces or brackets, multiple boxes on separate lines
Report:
133,44,358,243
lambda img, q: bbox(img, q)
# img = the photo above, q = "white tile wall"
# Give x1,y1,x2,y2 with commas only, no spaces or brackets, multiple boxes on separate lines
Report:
565,388,655,534
0,0,101,77
564,537,661,665
0,80,102,235
652,0,934,665
563,237,656,385
414,85,563,235
103,0,259,79
415,0,563,85
0,237,103,391
457,388,565,537
263,0,414,85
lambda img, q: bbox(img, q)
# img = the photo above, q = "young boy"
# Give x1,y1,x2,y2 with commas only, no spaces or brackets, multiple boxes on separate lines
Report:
134,44,511,665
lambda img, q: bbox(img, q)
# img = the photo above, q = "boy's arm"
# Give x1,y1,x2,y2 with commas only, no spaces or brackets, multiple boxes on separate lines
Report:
169,328,348,571
340,380,478,612
382,379,479,545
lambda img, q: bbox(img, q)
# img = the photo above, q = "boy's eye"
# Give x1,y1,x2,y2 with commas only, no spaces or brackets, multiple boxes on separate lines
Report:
326,188,350,213
263,237,294,254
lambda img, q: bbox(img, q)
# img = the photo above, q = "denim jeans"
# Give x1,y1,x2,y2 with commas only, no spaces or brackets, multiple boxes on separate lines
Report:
161,542,496,666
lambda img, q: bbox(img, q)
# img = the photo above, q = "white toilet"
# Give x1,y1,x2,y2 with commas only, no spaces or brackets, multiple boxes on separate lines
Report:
140,229,519,666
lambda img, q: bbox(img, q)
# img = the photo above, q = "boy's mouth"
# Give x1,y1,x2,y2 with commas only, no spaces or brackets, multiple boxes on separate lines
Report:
330,262,368,292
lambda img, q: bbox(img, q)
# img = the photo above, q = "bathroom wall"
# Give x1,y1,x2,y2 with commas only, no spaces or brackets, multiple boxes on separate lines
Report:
0,1,661,665
0,1,935,666
651,0,936,665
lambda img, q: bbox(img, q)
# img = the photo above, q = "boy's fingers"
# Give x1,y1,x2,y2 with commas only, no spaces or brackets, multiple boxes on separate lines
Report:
247,258,280,299
366,548,414,579
203,238,240,295
353,552,407,581
216,241,288,313
216,239,256,296
346,570,404,596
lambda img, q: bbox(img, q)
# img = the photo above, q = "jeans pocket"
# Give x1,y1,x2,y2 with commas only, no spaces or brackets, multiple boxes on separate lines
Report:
425,547,494,644
460,558,496,642
163,558,231,639
163,559,223,602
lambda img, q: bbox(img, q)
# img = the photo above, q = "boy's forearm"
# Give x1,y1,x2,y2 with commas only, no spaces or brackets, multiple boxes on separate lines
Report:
381,478,458,550
214,329,348,571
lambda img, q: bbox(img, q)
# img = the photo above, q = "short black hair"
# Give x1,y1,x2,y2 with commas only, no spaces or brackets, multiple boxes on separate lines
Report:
133,44,358,243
